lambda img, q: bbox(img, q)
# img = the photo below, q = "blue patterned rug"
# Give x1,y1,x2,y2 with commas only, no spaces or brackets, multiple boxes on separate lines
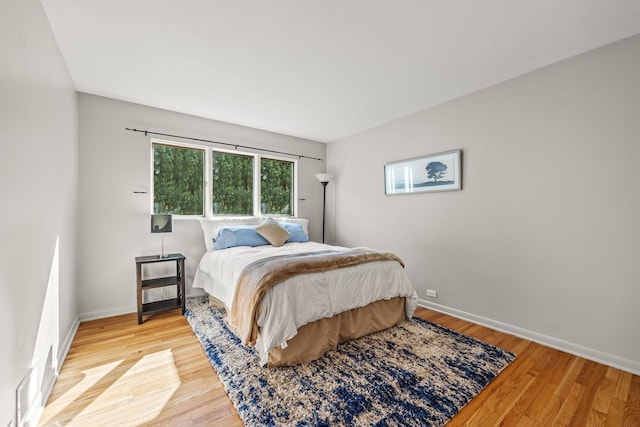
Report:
185,297,515,426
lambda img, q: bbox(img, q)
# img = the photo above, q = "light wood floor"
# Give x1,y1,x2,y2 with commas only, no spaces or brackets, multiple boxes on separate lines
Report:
40,306,639,426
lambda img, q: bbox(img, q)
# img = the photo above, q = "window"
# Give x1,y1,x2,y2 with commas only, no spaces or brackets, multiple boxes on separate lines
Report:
261,158,294,215
152,143,205,215
152,140,296,217
211,151,254,215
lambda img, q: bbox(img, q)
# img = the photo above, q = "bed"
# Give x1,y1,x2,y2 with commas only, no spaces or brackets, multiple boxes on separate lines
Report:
193,217,418,367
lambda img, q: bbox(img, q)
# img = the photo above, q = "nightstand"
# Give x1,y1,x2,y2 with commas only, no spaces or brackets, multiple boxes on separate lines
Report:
135,253,186,324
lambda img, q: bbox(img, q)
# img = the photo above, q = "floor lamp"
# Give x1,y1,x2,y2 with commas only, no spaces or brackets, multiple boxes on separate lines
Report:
315,173,334,243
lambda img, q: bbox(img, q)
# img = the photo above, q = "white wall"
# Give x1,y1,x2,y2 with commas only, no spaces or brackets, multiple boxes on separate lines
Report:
0,0,78,424
327,34,640,374
77,94,327,320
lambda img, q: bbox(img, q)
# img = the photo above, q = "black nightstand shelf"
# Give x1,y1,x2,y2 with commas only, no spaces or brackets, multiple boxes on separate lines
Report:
136,253,186,324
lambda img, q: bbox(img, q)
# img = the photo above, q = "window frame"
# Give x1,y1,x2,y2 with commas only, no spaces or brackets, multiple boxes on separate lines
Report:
150,138,298,218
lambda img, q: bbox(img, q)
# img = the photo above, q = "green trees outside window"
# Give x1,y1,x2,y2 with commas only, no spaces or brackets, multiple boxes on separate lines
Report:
153,141,295,217
211,152,254,215
153,144,204,215
261,158,293,215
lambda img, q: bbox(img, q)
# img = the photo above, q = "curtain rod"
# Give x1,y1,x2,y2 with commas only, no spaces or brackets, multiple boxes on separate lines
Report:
125,128,323,161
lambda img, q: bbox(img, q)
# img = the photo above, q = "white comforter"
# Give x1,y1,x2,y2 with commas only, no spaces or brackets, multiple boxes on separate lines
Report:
192,242,418,365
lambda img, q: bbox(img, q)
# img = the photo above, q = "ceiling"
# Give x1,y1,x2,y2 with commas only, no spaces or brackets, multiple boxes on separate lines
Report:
41,1,640,143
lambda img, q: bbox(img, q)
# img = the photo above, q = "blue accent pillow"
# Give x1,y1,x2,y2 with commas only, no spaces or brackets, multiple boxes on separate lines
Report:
214,226,270,250
279,222,309,243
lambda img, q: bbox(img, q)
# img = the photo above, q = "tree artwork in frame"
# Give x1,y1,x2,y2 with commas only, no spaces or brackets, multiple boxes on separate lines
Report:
384,149,462,195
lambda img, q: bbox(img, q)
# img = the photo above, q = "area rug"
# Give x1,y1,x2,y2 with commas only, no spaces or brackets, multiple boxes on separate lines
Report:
185,297,515,426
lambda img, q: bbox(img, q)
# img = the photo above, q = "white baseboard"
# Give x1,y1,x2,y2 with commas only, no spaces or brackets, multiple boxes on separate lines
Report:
418,299,640,376
34,315,79,427
78,305,136,322
79,287,207,323
41,315,79,398
57,316,79,373
79,293,207,322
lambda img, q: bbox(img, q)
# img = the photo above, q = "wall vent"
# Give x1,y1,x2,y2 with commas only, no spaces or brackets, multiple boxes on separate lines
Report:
16,366,41,427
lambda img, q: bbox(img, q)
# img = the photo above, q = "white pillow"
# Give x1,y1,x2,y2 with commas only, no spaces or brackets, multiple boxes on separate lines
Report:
277,217,310,237
199,217,259,251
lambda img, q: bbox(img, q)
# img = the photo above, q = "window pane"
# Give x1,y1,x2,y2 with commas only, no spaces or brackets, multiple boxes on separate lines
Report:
153,144,204,215
211,152,254,215
261,158,293,216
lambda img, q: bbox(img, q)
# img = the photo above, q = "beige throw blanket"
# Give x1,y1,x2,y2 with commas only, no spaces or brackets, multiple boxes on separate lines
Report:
228,248,405,346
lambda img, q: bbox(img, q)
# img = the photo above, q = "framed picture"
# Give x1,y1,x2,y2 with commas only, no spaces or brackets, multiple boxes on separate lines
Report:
385,149,462,195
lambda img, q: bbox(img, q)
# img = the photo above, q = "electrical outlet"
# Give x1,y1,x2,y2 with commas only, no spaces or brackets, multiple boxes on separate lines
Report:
426,289,437,298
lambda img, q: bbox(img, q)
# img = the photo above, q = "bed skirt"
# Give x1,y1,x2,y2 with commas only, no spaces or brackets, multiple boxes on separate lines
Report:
209,295,406,367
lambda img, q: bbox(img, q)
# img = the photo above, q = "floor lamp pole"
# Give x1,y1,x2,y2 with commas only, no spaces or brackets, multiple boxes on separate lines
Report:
321,181,328,243
315,172,334,244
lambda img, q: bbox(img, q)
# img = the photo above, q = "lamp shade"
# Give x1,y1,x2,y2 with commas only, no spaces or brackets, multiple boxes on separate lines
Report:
151,214,173,233
315,173,334,184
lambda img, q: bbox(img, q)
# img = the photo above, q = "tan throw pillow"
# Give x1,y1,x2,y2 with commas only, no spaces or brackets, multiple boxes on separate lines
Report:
256,222,291,247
